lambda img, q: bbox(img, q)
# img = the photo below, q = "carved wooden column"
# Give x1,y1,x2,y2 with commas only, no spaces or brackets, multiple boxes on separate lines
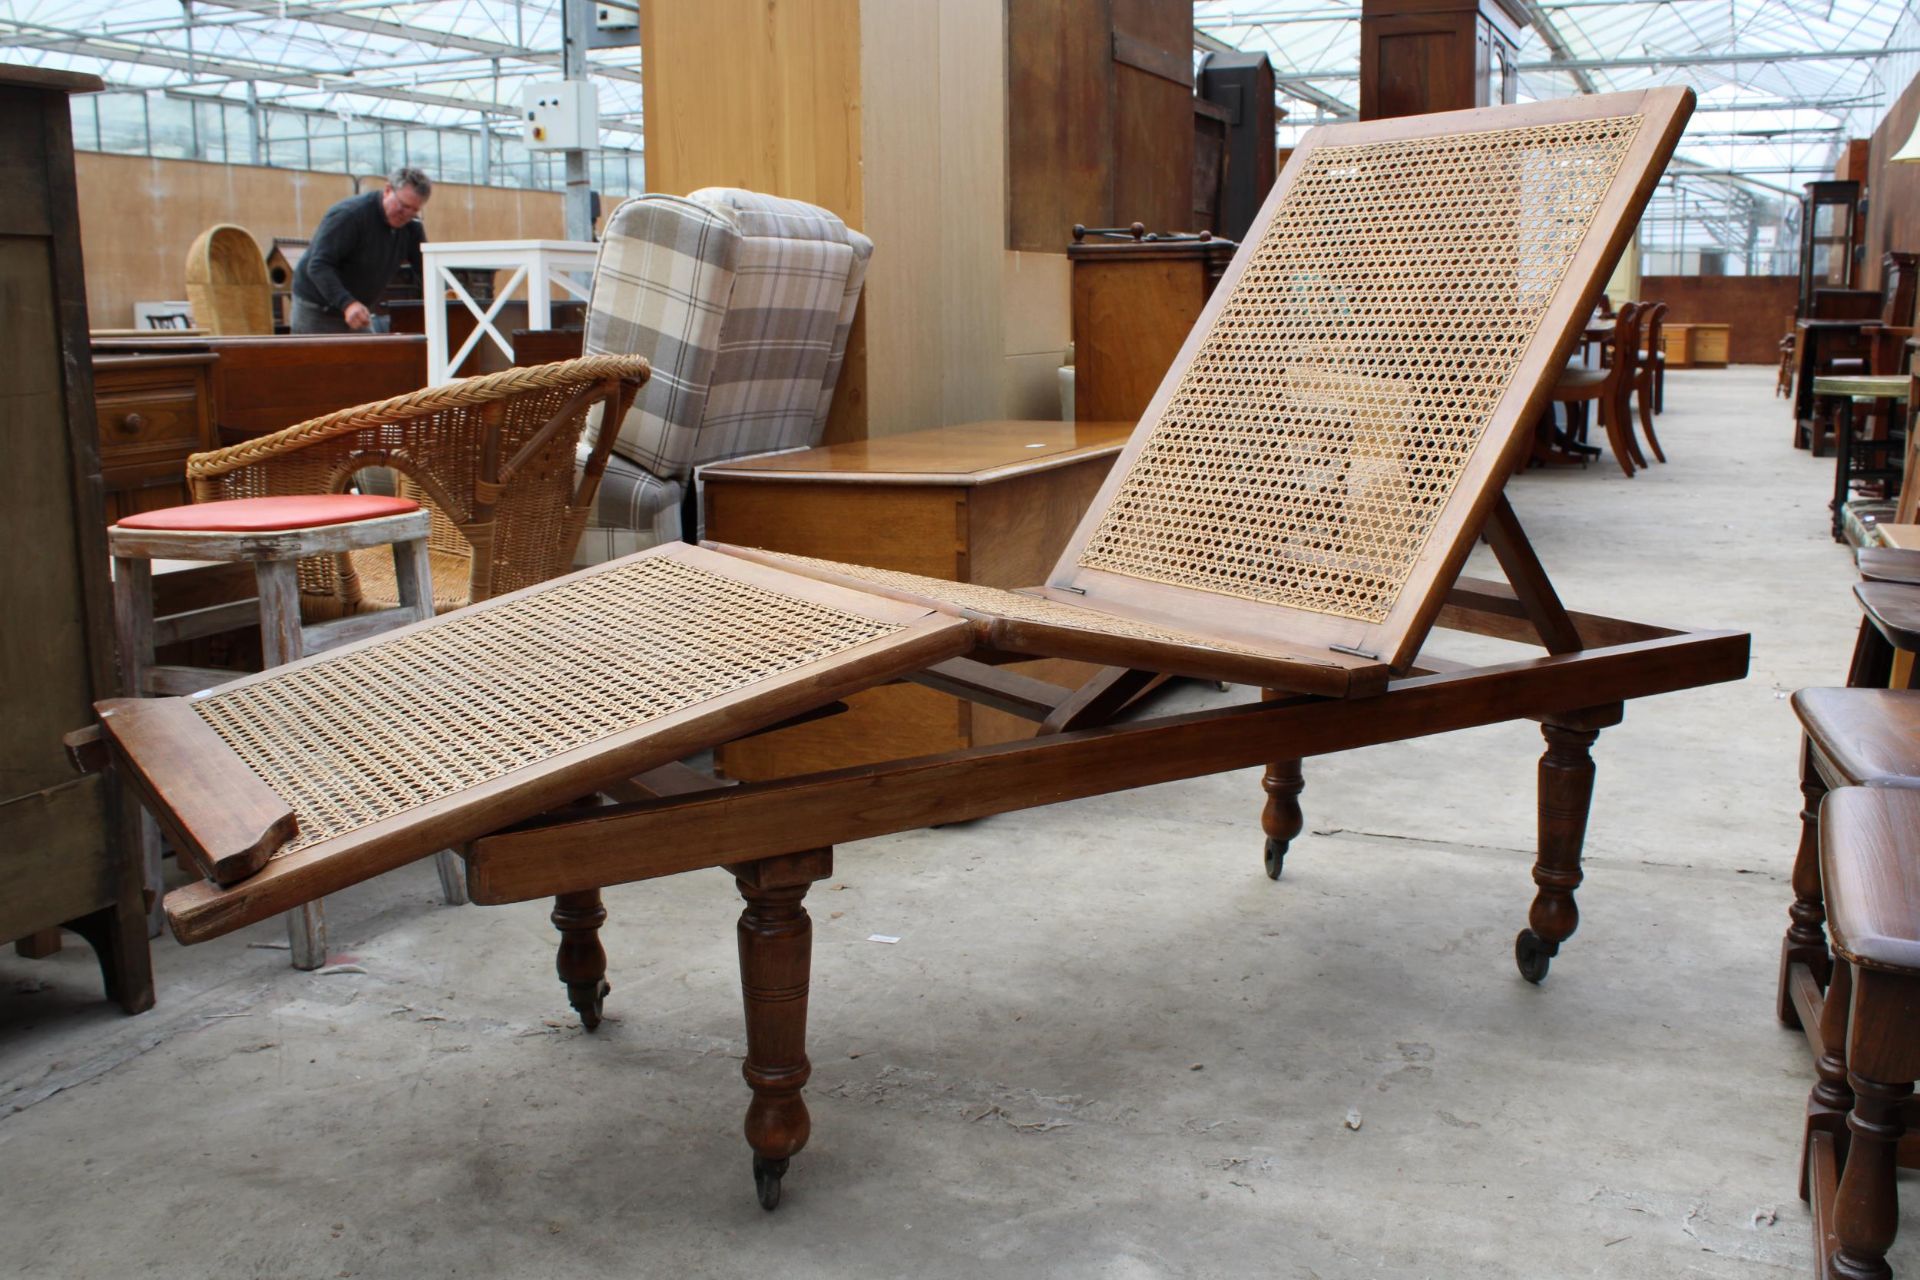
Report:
734,847,833,1210
1517,704,1621,983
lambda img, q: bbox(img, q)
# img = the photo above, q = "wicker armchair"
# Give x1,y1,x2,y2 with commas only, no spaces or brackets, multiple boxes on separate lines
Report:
187,355,648,618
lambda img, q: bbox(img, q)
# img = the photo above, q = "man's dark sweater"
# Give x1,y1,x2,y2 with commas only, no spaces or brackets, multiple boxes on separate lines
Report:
293,190,427,316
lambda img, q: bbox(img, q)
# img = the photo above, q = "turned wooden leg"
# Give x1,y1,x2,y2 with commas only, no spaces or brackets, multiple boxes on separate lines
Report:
1516,708,1619,984
734,848,832,1211
1781,737,1833,1027
1847,616,1895,690
1804,960,1855,1201
1260,756,1305,881
551,889,611,1030
1831,1072,1911,1280
1829,967,1920,1280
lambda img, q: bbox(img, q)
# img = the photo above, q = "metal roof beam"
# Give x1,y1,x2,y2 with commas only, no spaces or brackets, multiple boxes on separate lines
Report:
1199,9,1359,22
12,29,522,117
191,0,643,85
1689,97,1876,114
1197,6,1358,21
1512,0,1599,94
1519,46,1920,72
1272,68,1360,82
1276,80,1357,117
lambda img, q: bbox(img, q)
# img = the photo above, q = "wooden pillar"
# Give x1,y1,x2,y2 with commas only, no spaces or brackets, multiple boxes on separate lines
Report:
1359,0,1530,121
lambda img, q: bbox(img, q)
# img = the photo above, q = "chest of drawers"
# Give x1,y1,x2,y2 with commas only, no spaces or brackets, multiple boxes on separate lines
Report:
92,352,218,522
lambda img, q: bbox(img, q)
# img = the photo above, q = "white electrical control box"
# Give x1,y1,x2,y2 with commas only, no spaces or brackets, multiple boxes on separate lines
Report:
521,80,599,152
595,2,637,31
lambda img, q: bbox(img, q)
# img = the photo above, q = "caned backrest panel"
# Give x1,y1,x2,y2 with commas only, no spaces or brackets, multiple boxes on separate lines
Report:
1052,90,1693,669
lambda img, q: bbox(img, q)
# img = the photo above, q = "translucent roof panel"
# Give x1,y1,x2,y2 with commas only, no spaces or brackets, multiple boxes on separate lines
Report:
1198,0,1915,190
0,0,643,143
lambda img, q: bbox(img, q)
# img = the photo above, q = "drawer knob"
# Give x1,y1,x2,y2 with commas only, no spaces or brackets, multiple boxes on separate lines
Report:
118,412,146,434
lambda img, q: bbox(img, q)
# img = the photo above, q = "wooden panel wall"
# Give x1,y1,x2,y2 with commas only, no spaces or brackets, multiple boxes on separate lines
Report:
638,0,1069,440
861,0,1009,433
1110,0,1194,238
1007,0,1113,253
1864,70,1920,293
638,0,863,221
639,0,866,437
1637,274,1798,365
1006,0,1197,251
74,152,564,328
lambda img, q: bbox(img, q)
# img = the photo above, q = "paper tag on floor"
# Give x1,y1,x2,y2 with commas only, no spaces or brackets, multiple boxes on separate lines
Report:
867,934,900,944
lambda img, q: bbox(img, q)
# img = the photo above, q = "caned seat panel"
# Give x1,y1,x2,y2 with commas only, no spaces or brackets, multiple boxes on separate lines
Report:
104,543,971,939
1052,90,1692,668
194,551,906,854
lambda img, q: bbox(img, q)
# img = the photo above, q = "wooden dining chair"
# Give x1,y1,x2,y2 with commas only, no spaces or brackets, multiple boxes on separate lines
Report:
1630,301,1668,463
1550,302,1644,476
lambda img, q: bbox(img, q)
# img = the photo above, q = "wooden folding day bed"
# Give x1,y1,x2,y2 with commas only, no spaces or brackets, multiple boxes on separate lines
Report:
81,89,1748,1210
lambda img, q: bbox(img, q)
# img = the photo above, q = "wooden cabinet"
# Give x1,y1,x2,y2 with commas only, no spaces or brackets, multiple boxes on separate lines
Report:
1007,0,1197,251
93,353,218,523
1799,180,1862,316
0,65,152,1012
704,420,1132,779
1359,0,1526,120
1664,323,1731,369
1070,230,1236,424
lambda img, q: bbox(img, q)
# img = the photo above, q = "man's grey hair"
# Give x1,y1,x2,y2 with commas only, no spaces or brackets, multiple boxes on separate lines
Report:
389,166,432,198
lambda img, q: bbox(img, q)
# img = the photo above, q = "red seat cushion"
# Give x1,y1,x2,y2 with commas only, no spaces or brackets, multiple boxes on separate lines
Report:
115,494,421,534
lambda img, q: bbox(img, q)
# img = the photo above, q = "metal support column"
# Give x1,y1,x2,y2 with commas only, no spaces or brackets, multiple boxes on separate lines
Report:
562,0,594,242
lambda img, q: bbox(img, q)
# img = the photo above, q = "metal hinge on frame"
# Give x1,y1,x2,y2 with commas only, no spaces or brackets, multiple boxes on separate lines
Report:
1328,642,1380,660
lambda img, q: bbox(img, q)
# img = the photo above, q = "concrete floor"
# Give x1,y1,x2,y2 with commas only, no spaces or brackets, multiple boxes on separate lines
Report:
0,366,1898,1278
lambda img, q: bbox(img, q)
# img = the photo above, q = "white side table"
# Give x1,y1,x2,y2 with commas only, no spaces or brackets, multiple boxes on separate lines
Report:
420,239,599,384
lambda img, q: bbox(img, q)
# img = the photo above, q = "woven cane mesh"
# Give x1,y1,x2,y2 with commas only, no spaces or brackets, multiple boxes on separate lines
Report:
1078,115,1643,624
755,551,1283,660
192,555,899,852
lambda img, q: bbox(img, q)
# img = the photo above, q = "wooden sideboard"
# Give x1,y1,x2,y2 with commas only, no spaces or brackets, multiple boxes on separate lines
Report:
90,333,428,446
704,419,1133,779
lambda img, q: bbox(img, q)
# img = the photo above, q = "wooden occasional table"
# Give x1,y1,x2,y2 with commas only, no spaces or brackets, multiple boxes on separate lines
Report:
419,240,597,385
1813,374,1909,542
703,419,1133,779
1795,319,1877,452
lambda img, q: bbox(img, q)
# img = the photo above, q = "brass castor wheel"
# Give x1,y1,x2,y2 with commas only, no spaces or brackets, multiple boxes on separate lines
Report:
753,1155,788,1211
1514,929,1553,984
568,979,612,1030
1263,836,1287,881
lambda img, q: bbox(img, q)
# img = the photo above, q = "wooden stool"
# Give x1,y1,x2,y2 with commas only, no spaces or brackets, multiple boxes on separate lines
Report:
1810,786,1920,1280
108,493,467,968
1781,688,1920,1031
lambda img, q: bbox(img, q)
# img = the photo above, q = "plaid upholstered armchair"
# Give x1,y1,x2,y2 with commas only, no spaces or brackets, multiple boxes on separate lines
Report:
572,188,872,565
